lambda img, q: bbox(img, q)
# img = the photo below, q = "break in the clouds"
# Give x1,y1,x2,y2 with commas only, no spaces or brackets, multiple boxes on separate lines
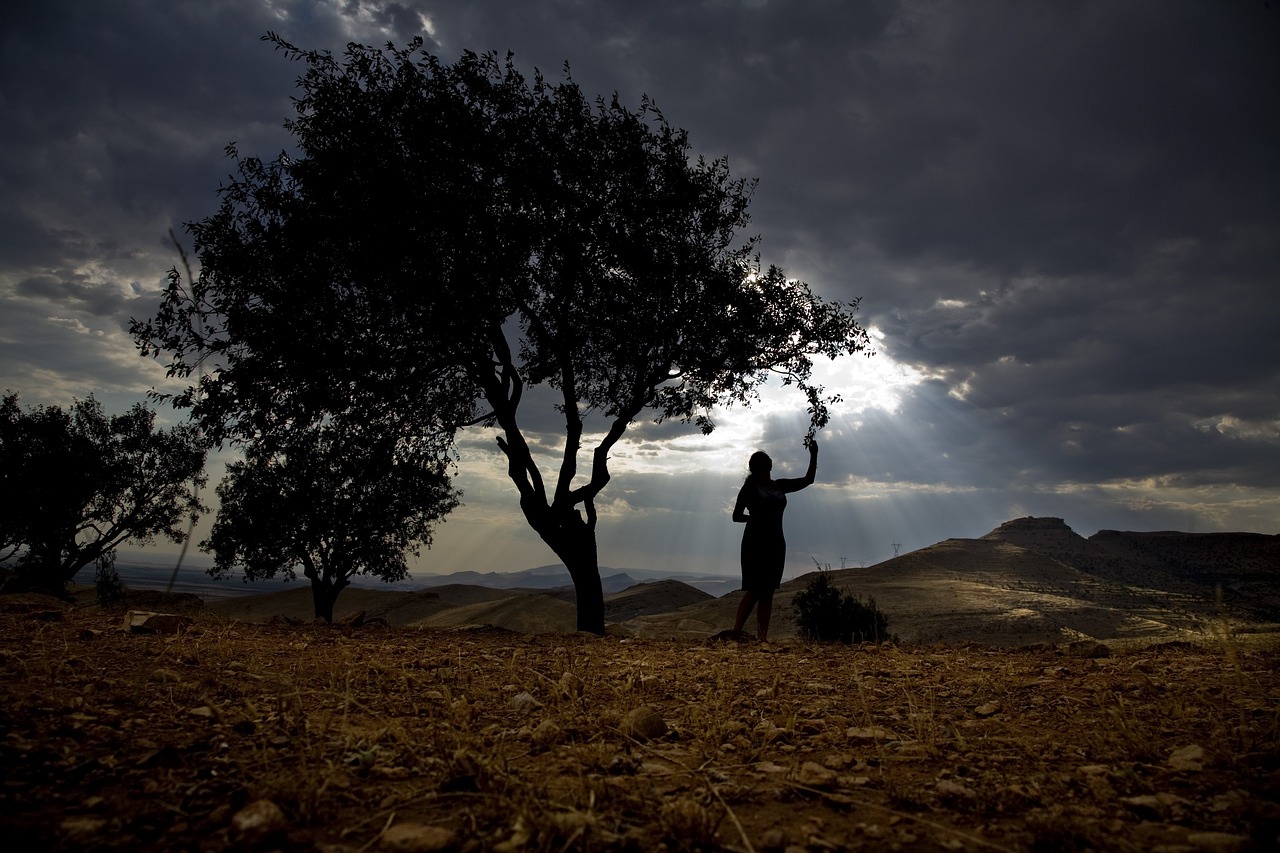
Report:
1,0,1277,579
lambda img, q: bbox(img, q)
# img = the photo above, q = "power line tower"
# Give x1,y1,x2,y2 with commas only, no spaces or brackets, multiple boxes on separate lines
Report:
892,542,901,558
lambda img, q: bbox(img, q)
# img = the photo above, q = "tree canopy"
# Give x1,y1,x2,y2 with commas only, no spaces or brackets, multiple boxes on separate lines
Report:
0,393,206,595
133,34,872,632
204,421,459,622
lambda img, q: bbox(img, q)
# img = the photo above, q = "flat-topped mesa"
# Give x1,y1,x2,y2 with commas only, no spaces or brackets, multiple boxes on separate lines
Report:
980,516,1123,575
983,516,1073,536
982,516,1085,548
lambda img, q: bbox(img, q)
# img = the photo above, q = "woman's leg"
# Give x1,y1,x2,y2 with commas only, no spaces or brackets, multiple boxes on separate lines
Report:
733,591,757,633
757,591,775,641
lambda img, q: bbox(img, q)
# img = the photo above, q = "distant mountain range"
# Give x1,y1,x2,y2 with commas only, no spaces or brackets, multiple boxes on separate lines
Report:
412,565,740,597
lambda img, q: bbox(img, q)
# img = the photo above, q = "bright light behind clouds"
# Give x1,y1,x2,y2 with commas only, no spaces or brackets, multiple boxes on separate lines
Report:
2,1,1276,583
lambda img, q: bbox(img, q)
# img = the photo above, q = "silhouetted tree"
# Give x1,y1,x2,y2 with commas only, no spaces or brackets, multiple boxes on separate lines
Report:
133,35,872,633
203,423,459,622
0,392,206,595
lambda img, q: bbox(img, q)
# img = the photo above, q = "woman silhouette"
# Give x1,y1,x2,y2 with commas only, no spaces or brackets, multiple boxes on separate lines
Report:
731,440,818,640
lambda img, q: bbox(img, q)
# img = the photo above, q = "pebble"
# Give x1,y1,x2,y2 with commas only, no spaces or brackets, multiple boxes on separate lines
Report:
558,672,584,698
510,692,540,714
794,761,838,789
1167,744,1205,772
379,823,456,852
974,702,1000,717
531,719,563,747
1184,831,1248,852
935,780,977,800
622,706,668,741
231,799,286,841
846,725,894,741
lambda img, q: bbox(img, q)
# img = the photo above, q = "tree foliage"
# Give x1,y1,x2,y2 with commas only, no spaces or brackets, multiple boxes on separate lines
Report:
0,392,206,595
132,34,873,632
203,423,459,622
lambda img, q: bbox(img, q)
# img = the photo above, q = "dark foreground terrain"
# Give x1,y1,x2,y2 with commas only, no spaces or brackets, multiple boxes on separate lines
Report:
1,595,1277,852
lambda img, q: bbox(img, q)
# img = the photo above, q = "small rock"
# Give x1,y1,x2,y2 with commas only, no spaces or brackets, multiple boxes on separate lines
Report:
510,692,540,714
531,718,563,747
756,761,788,774
188,705,216,720
974,702,1000,717
935,780,977,800
1168,744,1205,772
60,817,108,841
794,761,838,789
123,611,193,635
380,822,456,852
1066,640,1111,658
1120,792,1190,820
759,827,788,851
846,726,893,741
1184,831,1248,852
337,610,366,627
230,799,286,841
558,672,584,698
622,706,668,741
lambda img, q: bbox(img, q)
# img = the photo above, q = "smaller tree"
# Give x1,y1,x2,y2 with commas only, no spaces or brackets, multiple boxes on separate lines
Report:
793,561,892,644
0,392,207,595
203,423,459,622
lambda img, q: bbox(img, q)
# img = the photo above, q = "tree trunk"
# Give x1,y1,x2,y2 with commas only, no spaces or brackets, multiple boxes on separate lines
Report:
302,555,346,624
564,549,605,635
309,577,339,623
534,508,605,634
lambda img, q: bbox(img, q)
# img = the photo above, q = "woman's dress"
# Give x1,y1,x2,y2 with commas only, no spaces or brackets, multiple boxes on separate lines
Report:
738,479,791,596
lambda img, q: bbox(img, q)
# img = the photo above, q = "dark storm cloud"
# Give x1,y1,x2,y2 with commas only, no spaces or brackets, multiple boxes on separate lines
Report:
1,0,1276,552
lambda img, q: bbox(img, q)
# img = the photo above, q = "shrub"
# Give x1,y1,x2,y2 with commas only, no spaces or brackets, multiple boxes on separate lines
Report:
793,563,891,644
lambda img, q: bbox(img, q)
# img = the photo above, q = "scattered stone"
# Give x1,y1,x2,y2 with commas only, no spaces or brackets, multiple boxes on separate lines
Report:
1120,792,1191,820
935,779,977,800
558,672,584,698
123,610,193,635
60,816,108,841
230,799,287,841
754,720,787,740
846,725,894,741
1066,640,1111,658
794,761,838,789
510,692,540,714
974,702,1001,717
188,705,216,720
759,827,788,851
1168,744,1205,772
338,610,367,627
1184,831,1248,852
379,822,456,852
622,706,668,741
531,718,564,748
756,761,788,774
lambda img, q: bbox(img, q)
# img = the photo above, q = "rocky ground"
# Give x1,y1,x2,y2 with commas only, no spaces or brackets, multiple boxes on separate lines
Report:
1,593,1278,852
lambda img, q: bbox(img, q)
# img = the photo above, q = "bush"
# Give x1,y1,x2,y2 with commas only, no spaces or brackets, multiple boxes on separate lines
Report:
793,564,892,644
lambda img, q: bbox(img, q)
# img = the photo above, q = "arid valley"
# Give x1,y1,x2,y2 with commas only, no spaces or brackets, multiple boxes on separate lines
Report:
1,518,1277,851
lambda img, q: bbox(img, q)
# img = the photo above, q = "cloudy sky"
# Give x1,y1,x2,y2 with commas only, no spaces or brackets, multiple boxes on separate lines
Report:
3,0,1277,583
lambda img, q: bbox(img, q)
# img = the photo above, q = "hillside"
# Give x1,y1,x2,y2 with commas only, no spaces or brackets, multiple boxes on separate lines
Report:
200,517,1278,648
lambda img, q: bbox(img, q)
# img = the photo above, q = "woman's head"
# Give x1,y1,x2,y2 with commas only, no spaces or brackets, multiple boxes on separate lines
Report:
748,451,772,479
